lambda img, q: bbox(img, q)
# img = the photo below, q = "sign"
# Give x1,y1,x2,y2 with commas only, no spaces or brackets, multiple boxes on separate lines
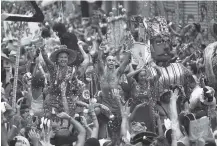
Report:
131,42,152,66
189,117,210,141
3,18,40,41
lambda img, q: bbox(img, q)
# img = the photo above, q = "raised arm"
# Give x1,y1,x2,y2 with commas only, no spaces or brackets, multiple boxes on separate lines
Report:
117,51,131,77
57,113,86,146
170,89,183,145
97,42,105,76
169,25,182,37
149,62,161,84
77,41,91,77
89,102,99,139
127,67,143,78
40,46,55,72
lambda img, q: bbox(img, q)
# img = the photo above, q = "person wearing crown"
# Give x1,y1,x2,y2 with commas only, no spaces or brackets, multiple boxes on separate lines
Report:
144,16,175,67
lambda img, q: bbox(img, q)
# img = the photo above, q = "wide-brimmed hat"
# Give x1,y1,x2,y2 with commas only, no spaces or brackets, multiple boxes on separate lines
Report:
160,89,171,98
130,131,157,145
49,45,77,65
9,50,17,57
1,52,12,63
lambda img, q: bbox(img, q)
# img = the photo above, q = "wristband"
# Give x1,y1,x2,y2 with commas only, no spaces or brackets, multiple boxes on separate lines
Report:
12,125,17,129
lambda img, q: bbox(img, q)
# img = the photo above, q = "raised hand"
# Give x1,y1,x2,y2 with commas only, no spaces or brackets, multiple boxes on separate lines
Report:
80,116,88,127
120,100,131,118
28,129,40,145
171,89,179,101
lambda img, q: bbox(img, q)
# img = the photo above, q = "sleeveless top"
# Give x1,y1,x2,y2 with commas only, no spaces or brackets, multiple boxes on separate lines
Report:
30,95,43,116
100,72,123,115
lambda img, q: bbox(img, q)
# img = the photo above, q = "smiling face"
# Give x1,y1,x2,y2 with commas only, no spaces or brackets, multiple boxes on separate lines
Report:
57,52,69,67
137,70,149,84
106,56,116,69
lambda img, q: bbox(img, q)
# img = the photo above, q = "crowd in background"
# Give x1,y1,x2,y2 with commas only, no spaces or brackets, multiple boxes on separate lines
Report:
1,1,217,146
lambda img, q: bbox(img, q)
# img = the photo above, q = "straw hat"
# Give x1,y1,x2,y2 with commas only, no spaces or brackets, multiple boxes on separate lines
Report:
49,45,77,65
130,131,157,145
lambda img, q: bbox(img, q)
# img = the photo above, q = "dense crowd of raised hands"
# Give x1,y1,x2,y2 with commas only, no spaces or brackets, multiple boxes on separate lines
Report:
1,1,217,146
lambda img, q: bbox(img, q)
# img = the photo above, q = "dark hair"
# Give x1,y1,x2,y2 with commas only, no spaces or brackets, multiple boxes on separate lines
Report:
31,73,45,89
193,23,201,32
85,138,100,146
50,128,77,146
53,23,67,34
134,71,141,82
20,46,26,55
61,33,79,50
189,62,198,75
41,28,51,38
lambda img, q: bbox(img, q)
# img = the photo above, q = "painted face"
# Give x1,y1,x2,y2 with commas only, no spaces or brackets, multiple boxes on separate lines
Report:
106,56,116,69
138,70,149,83
57,52,69,67
152,36,171,55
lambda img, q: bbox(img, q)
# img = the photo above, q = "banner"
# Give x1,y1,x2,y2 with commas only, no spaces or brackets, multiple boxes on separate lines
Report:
3,19,40,42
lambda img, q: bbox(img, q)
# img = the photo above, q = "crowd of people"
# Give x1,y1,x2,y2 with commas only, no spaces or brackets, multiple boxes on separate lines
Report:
1,1,217,146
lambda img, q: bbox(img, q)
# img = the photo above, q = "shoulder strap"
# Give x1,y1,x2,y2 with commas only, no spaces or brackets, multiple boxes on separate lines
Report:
159,104,170,119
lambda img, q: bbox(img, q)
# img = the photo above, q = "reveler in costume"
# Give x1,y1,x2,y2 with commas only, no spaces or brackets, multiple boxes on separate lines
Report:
143,16,174,67
40,43,90,118
93,5,132,144
140,16,196,99
52,23,83,66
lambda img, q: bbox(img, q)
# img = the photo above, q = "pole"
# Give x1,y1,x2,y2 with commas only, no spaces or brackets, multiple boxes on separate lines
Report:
12,42,20,109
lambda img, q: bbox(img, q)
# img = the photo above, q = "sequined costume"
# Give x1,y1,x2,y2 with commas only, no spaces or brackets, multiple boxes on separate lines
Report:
130,79,156,133
41,50,82,117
